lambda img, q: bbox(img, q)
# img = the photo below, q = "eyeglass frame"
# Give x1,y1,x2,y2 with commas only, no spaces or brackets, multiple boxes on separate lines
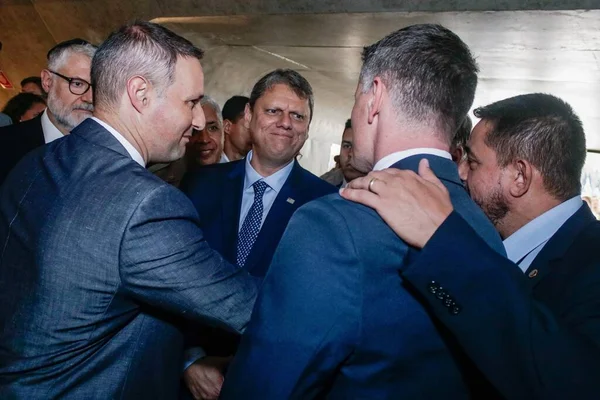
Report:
47,70,92,96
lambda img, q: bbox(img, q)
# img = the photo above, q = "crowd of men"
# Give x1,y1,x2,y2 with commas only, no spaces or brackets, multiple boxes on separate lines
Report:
0,19,598,400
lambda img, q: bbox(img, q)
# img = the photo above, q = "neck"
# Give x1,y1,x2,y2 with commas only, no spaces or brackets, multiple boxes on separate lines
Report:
371,116,449,165
224,140,244,162
250,152,292,178
47,110,70,136
374,137,448,165
496,194,564,239
94,109,149,164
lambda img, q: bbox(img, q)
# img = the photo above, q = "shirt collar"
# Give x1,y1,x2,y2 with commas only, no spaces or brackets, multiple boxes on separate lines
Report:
373,148,452,171
41,109,64,144
220,153,230,163
243,150,294,193
91,117,145,167
503,196,583,263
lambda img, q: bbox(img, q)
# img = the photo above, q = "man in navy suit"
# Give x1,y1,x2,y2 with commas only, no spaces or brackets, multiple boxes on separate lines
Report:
341,93,600,399
0,38,96,185
180,69,336,399
221,24,505,399
0,22,258,399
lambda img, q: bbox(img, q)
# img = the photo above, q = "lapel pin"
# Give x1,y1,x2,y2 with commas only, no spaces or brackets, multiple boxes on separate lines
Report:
286,198,295,204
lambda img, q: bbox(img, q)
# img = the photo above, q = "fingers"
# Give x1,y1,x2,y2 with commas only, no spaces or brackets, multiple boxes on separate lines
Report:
339,187,381,210
417,159,445,191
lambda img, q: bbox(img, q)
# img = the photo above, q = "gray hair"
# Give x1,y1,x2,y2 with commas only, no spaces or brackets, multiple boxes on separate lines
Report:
200,96,223,127
48,44,97,71
360,24,478,142
91,21,204,110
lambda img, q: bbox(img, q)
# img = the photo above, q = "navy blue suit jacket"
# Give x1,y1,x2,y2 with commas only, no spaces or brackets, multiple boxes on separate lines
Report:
221,155,505,399
402,203,600,399
180,158,337,278
0,115,44,185
0,119,258,399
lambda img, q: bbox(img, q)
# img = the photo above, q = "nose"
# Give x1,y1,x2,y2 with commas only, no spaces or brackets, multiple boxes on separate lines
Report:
278,112,292,130
81,87,93,104
198,128,210,144
192,103,206,132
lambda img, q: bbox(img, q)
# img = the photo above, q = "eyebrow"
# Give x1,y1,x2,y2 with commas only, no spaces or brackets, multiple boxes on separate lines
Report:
342,140,352,145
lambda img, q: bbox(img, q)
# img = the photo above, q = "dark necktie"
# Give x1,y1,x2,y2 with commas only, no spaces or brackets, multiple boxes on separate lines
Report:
236,180,268,268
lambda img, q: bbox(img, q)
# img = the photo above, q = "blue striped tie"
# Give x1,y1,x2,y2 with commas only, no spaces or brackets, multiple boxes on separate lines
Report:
236,180,268,268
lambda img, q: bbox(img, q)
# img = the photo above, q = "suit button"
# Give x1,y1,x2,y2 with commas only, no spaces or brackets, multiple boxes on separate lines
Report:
428,281,439,294
528,269,538,278
450,304,462,315
443,298,455,307
435,289,447,300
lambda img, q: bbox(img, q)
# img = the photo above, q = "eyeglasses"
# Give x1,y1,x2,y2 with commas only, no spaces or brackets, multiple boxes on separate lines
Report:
48,70,92,95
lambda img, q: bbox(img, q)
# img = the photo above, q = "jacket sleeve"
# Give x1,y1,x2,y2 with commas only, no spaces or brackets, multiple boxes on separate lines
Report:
118,184,259,333
402,211,600,400
220,199,361,399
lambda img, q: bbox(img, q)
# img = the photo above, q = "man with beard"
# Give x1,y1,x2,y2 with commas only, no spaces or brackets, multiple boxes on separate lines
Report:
0,39,96,184
321,119,365,188
340,93,600,399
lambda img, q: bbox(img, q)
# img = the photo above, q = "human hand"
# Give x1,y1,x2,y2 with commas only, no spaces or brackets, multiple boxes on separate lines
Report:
340,159,453,248
183,356,231,400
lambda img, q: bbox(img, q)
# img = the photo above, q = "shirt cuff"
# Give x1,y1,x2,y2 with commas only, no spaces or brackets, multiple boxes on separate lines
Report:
182,346,207,371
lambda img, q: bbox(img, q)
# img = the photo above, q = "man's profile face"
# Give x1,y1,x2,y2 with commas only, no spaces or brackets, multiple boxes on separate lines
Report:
186,103,224,166
247,83,310,166
147,56,205,163
339,127,363,182
44,52,94,131
465,120,510,227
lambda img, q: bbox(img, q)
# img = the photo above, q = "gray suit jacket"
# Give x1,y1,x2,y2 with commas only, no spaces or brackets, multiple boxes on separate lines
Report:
0,119,258,399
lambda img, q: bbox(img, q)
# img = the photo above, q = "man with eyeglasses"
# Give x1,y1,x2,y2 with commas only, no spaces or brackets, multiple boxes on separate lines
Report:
0,38,96,185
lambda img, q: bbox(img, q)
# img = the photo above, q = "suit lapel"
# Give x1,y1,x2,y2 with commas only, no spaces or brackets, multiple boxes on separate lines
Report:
524,204,597,288
222,161,245,261
244,161,304,275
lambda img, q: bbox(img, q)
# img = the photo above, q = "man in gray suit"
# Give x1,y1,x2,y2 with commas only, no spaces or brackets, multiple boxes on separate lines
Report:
0,22,257,399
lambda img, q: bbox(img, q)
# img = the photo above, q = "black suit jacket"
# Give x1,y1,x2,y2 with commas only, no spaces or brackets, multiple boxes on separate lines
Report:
0,115,44,185
404,203,600,399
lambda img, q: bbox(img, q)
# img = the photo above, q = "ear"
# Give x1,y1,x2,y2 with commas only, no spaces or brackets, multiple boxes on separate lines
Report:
40,70,52,92
126,75,151,114
243,103,252,130
223,119,232,136
367,77,385,124
508,159,533,198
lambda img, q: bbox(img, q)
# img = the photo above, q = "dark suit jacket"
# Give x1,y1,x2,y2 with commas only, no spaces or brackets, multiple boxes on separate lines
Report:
0,119,258,399
0,115,44,185
221,155,505,399
180,158,337,278
401,203,600,399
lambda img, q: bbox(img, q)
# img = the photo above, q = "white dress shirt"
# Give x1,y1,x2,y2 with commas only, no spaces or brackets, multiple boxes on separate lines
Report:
41,109,64,144
238,151,295,230
373,148,452,171
91,117,145,167
503,196,583,272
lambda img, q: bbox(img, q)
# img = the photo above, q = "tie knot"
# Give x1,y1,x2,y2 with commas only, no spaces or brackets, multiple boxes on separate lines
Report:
253,180,268,198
